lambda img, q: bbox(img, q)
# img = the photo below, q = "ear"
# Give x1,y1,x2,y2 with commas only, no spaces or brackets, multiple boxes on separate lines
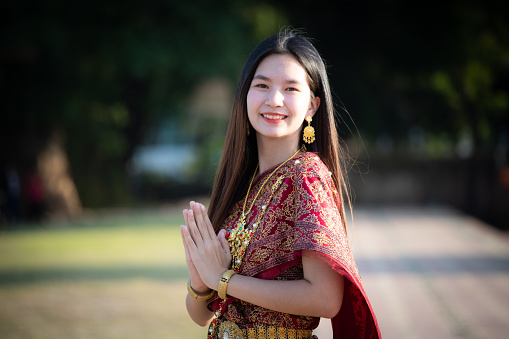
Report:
308,96,320,118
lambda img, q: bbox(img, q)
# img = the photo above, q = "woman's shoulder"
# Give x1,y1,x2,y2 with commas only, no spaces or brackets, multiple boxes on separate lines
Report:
292,151,332,179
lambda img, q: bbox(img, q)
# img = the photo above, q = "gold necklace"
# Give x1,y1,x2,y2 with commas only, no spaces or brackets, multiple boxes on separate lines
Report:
237,145,305,230
227,170,287,271
226,144,305,271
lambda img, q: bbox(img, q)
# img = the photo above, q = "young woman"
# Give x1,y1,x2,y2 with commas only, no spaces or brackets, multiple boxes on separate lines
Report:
180,31,380,339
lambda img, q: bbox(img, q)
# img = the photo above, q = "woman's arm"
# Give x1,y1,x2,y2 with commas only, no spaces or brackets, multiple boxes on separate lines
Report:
185,288,214,326
225,253,344,318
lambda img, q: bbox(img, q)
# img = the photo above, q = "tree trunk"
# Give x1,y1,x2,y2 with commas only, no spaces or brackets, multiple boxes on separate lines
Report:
37,131,82,219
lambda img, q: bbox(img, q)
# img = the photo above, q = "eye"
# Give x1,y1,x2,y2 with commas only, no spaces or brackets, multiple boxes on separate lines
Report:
286,87,299,92
254,83,268,89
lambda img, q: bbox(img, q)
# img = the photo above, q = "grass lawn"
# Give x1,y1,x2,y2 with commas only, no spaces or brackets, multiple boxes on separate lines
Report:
0,207,207,339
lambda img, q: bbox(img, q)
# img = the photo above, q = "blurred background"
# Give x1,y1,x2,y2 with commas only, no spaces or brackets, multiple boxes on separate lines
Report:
0,0,508,338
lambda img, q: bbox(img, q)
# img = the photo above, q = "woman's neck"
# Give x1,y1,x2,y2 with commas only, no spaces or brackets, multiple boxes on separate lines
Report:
256,136,301,174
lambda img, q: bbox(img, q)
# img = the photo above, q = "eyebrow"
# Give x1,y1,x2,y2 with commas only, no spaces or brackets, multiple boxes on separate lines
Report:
252,74,302,85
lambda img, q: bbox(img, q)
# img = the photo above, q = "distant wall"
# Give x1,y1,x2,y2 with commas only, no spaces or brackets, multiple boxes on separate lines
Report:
349,154,509,229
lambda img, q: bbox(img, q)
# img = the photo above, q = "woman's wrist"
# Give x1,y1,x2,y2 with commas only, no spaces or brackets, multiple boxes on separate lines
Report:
187,280,215,301
218,269,237,300
189,280,211,295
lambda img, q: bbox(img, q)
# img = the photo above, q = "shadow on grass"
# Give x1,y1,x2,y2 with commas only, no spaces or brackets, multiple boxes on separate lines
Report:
0,265,189,286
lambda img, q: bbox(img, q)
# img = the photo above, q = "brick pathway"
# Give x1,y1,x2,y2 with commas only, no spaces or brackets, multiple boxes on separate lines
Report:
314,206,509,339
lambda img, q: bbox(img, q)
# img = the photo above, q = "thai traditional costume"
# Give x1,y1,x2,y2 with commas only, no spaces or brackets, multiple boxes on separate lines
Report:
208,152,381,339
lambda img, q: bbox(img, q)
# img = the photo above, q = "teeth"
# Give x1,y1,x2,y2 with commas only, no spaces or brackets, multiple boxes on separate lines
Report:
263,114,286,120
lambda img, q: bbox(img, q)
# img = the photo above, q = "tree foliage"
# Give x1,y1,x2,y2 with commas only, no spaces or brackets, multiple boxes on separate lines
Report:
0,0,285,207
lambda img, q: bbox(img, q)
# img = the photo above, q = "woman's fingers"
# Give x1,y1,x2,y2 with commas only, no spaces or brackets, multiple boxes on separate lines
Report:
181,225,211,292
180,225,192,262
183,208,189,227
192,202,214,242
218,229,232,267
181,224,198,252
191,202,206,235
200,204,218,240
182,209,192,236
218,229,230,255
186,206,204,245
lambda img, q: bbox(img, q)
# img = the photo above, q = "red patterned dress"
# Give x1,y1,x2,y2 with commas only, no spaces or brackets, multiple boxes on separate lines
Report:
208,152,381,338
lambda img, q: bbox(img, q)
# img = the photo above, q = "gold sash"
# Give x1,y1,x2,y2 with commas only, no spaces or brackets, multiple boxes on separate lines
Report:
215,320,314,339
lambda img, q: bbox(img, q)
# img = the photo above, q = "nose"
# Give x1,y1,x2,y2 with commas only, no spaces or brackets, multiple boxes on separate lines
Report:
265,89,284,107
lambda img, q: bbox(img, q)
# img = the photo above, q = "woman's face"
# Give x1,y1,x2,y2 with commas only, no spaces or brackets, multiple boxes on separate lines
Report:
247,53,320,147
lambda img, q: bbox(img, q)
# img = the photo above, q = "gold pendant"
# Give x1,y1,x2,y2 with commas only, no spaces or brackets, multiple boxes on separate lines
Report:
303,116,315,144
303,125,315,144
238,214,246,229
217,321,244,339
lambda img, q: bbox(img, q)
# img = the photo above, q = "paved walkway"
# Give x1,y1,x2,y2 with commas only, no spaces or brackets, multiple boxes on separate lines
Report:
314,206,509,339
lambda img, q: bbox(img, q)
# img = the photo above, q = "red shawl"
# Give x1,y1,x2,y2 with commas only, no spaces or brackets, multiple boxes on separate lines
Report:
209,152,381,338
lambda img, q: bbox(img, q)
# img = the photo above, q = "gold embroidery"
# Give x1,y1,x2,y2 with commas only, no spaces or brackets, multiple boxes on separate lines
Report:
211,152,361,333
267,326,277,338
247,327,256,338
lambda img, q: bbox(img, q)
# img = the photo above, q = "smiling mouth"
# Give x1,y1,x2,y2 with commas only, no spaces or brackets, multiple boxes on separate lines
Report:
262,114,286,120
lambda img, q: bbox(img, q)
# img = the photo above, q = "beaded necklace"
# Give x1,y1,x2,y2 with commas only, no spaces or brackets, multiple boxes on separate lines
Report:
228,145,304,271
208,145,304,339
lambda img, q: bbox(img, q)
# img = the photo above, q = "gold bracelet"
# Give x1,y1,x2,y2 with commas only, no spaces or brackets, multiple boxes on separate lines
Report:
187,280,215,301
217,270,237,300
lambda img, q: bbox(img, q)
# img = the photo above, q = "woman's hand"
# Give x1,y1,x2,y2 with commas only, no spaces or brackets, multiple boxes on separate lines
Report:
180,210,207,293
181,201,232,290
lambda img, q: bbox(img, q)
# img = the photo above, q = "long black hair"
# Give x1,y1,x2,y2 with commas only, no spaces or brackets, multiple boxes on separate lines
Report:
209,30,351,232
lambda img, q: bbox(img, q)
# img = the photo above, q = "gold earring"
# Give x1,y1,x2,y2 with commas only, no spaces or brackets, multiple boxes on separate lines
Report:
303,116,315,144
247,122,250,136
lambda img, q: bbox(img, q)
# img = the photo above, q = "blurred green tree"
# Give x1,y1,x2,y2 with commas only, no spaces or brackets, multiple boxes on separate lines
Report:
0,0,285,210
